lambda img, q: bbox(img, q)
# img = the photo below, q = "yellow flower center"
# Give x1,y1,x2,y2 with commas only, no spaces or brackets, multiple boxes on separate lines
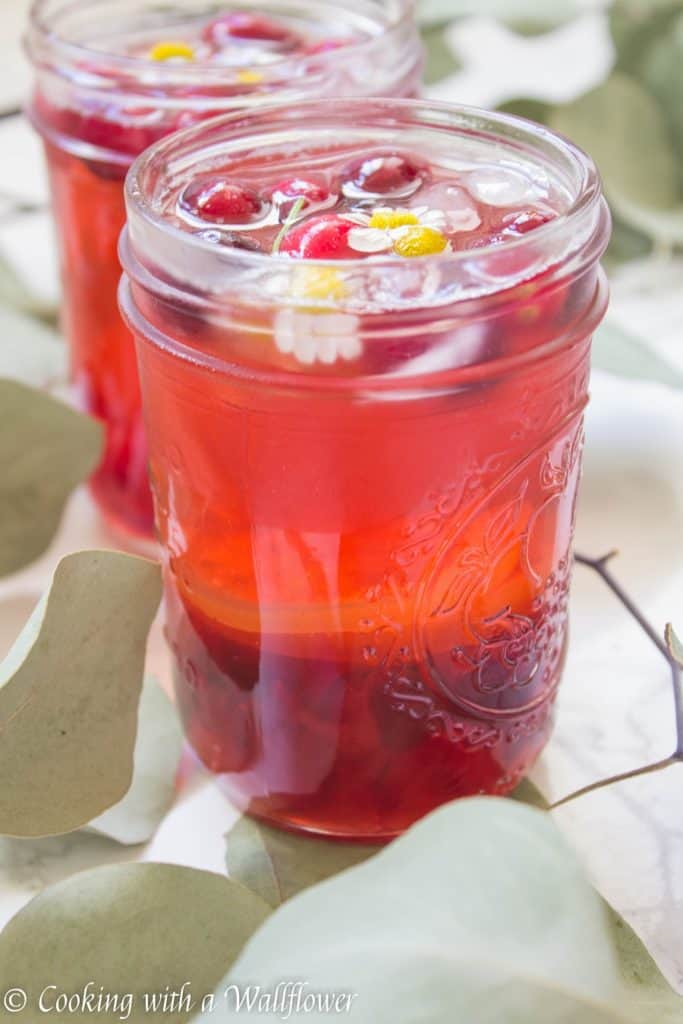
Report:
393,226,448,258
149,41,196,62
368,208,419,230
293,268,348,303
236,69,265,85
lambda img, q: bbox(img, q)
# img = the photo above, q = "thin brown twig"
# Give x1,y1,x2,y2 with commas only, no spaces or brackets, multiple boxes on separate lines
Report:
549,552,683,810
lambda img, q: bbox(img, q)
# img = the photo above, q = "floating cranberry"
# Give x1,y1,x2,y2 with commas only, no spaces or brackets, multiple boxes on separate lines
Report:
502,209,556,236
270,176,332,219
203,12,297,47
342,153,423,198
279,214,357,259
180,178,264,224
198,229,264,251
304,38,348,56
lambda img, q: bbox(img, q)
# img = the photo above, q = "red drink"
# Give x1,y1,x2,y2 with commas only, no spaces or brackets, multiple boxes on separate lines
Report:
120,100,610,838
26,0,422,539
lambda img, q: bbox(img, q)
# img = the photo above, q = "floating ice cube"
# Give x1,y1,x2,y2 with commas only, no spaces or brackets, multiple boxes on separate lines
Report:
466,165,545,208
411,184,481,232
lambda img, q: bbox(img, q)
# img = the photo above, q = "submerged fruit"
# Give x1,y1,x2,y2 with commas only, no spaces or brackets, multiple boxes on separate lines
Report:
180,179,264,224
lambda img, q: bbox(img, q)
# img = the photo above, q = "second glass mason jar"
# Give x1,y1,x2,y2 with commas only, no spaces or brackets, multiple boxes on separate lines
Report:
120,99,610,839
26,0,423,540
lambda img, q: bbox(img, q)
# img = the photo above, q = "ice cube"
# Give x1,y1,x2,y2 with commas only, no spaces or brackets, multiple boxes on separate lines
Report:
466,165,545,208
411,184,481,232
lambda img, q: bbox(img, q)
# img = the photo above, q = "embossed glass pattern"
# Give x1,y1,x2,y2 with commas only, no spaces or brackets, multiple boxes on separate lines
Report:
120,100,611,839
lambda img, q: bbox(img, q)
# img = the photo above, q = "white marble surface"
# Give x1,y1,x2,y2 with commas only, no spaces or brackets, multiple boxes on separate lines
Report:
1,2,682,998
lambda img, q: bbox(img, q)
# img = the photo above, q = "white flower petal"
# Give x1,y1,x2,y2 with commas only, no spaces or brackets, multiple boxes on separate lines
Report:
293,334,319,365
421,209,448,230
348,227,392,253
274,309,298,354
316,335,339,365
337,332,363,361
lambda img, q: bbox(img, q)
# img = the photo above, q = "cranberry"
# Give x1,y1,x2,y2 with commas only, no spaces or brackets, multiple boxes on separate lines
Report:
304,38,348,56
342,153,423,197
203,12,297,46
270,176,332,218
501,210,556,236
180,178,264,224
279,214,357,259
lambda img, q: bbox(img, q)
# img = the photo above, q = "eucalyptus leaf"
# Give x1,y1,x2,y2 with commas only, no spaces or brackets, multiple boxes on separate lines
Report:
509,778,550,810
0,550,162,838
87,678,183,846
207,799,641,1022
226,817,378,908
640,12,683,188
0,306,65,389
417,0,582,28
550,73,679,215
604,217,654,268
0,379,103,576
592,321,683,389
0,863,271,1023
497,98,552,124
665,624,683,667
610,0,683,77
607,907,683,1023
420,24,461,85
0,249,57,323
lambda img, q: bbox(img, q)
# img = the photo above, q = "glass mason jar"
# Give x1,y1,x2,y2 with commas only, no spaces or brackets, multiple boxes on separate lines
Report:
26,0,423,540
120,99,610,839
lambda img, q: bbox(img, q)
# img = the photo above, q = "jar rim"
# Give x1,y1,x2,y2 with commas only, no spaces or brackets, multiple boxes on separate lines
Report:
27,0,419,95
122,97,611,314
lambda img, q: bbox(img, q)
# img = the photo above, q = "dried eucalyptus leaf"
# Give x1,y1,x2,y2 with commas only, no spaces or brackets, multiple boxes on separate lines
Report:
0,550,162,838
0,306,65,389
208,800,635,1022
550,74,679,214
87,678,183,846
592,322,683,389
226,817,378,908
0,863,271,1023
665,624,683,667
0,379,103,577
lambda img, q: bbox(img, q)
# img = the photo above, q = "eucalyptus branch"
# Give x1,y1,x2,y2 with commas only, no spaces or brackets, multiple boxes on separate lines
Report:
549,551,683,811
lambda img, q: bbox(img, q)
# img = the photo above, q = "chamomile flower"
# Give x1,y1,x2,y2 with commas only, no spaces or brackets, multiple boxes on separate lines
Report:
274,267,362,366
347,207,450,256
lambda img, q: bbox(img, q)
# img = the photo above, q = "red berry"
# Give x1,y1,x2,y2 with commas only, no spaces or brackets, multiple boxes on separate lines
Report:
304,38,348,56
501,209,556,236
270,176,331,218
203,12,297,46
343,153,423,197
180,178,264,224
279,214,357,259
